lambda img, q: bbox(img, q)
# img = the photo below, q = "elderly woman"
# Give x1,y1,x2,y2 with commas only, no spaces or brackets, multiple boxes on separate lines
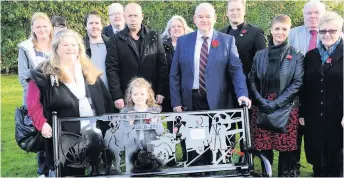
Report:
26,30,114,176
300,11,343,177
161,15,193,113
248,14,304,177
17,12,53,176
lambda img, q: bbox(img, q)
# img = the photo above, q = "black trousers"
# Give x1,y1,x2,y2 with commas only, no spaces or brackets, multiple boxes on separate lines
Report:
293,125,303,176
186,91,212,166
312,148,343,177
260,150,297,177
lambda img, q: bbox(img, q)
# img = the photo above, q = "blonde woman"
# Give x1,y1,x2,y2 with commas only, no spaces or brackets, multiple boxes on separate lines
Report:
26,30,115,176
17,12,53,176
161,15,193,113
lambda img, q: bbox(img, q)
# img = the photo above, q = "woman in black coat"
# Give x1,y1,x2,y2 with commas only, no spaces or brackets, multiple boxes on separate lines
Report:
299,12,343,177
161,15,193,112
248,15,304,177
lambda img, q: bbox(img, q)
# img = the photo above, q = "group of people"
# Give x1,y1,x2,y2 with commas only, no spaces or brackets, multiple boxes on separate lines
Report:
17,0,343,177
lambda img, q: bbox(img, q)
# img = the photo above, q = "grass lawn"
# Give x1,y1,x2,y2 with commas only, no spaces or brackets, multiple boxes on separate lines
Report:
1,75,313,177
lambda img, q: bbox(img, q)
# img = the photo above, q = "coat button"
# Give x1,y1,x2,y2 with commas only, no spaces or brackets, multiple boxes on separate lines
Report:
320,113,323,116
320,90,323,93
321,78,324,82
320,101,323,105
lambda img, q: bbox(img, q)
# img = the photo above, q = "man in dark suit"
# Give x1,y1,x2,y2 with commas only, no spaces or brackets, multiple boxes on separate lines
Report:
170,2,251,168
106,3,168,110
170,2,251,113
220,0,266,76
103,3,125,38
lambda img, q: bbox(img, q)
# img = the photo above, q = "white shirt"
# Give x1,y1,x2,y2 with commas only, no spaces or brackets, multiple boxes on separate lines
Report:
192,29,213,89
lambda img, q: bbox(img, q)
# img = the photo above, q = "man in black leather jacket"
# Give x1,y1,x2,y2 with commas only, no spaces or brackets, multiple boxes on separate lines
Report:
106,3,168,110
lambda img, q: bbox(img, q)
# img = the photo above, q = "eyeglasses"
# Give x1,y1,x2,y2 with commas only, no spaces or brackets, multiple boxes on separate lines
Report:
109,13,123,17
319,29,337,35
54,24,66,28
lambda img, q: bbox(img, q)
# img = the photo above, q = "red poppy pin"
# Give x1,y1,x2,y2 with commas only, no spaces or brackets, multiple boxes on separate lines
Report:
286,55,293,60
241,29,247,34
326,57,332,65
211,40,219,48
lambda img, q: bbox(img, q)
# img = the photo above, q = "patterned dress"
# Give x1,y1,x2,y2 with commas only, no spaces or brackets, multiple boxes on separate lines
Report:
250,93,299,151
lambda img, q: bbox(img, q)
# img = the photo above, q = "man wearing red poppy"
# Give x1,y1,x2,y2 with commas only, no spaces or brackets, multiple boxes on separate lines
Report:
220,0,266,76
170,3,250,168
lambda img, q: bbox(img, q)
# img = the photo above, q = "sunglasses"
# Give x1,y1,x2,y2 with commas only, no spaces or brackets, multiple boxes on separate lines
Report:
319,29,337,35
54,24,66,28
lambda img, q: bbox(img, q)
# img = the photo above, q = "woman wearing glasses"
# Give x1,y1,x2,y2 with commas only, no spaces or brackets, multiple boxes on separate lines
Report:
300,11,343,177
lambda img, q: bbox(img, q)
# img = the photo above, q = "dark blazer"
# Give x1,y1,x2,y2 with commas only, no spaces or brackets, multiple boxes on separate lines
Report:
170,30,248,110
102,25,115,38
106,24,168,101
83,34,110,58
248,45,304,108
220,23,266,75
300,39,343,166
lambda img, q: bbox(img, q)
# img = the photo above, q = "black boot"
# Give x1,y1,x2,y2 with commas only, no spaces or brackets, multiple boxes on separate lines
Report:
278,151,297,177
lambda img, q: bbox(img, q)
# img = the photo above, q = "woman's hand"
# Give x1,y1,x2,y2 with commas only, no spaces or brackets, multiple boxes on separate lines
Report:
299,118,305,126
41,122,52,138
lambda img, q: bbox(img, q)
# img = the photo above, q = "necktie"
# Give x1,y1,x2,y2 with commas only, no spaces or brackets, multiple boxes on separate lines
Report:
199,36,209,93
308,30,318,51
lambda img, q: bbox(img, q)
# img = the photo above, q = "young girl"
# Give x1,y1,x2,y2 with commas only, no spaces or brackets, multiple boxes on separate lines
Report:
120,77,164,172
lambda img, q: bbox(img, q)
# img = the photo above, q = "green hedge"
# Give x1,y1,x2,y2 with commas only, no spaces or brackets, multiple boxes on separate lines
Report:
1,0,343,73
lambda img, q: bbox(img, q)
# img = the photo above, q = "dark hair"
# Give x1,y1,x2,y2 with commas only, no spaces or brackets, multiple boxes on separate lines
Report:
83,11,102,27
51,16,67,27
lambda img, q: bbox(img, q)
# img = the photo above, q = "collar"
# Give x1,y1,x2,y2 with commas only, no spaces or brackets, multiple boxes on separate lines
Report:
305,25,318,33
196,28,214,40
84,34,108,49
229,22,244,30
124,24,146,38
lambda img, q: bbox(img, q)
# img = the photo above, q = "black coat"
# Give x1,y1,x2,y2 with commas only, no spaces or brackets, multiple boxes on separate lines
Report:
162,38,174,112
162,37,174,73
248,45,304,108
220,22,266,75
102,25,115,38
300,39,343,166
106,24,168,101
83,34,110,58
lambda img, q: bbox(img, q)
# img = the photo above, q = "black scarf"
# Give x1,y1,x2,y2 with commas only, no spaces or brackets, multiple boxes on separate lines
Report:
262,40,288,96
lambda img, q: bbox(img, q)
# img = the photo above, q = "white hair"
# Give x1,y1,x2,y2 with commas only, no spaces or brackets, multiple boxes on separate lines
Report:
195,2,215,16
108,3,124,14
319,11,344,32
161,15,194,39
303,0,326,15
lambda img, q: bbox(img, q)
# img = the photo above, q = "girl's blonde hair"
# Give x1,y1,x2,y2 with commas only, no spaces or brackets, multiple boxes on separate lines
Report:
40,29,102,84
30,12,54,49
124,78,159,107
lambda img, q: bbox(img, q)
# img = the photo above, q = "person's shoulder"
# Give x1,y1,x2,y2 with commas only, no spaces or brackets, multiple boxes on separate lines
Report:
148,106,162,113
120,107,135,113
290,25,305,34
245,23,263,32
18,38,34,50
177,31,196,43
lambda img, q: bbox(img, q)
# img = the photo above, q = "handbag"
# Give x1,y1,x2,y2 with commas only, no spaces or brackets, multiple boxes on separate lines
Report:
257,104,293,133
15,105,44,152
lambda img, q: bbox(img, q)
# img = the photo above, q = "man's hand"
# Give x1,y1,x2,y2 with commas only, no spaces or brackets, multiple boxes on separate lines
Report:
238,96,251,108
41,122,52,138
114,99,125,109
156,95,165,104
299,118,305,126
341,117,344,128
173,106,183,112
